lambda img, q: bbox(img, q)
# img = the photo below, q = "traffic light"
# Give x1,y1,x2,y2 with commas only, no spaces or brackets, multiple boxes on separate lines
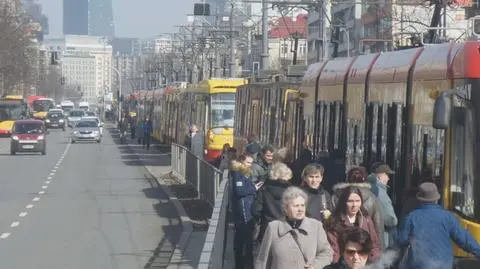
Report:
193,3,210,16
50,51,59,65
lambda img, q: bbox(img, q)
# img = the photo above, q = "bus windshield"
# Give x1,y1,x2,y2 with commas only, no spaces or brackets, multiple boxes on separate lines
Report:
61,105,74,112
0,102,25,122
33,100,55,112
210,93,235,128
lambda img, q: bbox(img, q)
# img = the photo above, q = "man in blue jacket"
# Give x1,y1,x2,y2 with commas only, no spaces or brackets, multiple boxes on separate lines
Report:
396,182,480,269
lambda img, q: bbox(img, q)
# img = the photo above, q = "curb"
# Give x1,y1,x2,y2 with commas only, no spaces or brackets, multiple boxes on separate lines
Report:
124,139,194,268
144,167,194,269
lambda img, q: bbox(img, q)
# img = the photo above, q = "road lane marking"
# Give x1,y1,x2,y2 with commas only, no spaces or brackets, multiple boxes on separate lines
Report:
0,233,10,239
0,142,71,240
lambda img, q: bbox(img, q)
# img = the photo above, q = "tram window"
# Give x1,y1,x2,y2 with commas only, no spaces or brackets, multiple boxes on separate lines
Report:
451,106,476,218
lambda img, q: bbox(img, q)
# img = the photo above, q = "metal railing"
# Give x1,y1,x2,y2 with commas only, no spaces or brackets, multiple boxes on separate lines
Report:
198,171,231,269
170,143,222,206
170,143,232,269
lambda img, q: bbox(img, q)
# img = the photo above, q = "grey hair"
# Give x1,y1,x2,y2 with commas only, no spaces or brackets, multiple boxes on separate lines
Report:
269,162,293,181
282,186,308,213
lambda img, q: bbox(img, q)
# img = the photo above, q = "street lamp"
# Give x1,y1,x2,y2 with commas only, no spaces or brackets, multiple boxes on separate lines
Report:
110,66,122,122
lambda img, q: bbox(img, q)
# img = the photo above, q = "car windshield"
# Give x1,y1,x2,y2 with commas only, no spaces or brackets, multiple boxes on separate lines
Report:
14,123,43,134
76,121,97,128
47,112,64,119
86,111,95,116
69,110,85,117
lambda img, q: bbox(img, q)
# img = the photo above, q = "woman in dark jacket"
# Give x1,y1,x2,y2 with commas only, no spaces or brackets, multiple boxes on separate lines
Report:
251,162,292,242
325,186,381,264
332,167,385,250
300,163,334,222
230,155,262,269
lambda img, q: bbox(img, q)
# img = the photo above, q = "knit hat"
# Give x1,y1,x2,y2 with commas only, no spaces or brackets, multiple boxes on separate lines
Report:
416,182,441,202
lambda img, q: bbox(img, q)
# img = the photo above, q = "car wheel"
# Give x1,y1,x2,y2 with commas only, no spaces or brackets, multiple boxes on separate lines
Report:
71,140,76,144
97,139,101,143
41,149,46,155
10,150,15,155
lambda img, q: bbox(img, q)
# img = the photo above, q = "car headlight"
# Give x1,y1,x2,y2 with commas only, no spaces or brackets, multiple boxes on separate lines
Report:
12,135,19,140
59,119,64,122
37,135,44,140
73,131,78,135
45,119,50,123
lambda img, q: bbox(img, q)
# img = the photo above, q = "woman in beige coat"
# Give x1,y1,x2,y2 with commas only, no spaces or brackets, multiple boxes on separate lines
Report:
254,186,333,269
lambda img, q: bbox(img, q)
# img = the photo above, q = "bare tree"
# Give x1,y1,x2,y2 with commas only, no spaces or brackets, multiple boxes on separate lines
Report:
0,0,38,96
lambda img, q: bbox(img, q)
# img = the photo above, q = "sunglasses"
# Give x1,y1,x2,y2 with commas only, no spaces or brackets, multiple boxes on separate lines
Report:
345,249,368,256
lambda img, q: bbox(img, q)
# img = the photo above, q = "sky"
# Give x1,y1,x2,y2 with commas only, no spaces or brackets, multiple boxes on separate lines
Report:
39,0,197,38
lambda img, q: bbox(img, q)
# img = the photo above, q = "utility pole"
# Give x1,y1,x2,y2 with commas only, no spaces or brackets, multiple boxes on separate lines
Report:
260,0,269,70
229,2,236,77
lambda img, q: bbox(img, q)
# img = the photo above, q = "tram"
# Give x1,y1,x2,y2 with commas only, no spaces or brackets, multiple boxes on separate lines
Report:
234,41,480,266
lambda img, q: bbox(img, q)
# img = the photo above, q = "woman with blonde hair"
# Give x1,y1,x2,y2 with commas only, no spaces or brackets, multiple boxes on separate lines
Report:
255,186,333,269
252,162,292,242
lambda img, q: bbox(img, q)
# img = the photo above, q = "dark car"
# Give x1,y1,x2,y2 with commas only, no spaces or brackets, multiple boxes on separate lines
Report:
45,111,66,130
10,120,47,155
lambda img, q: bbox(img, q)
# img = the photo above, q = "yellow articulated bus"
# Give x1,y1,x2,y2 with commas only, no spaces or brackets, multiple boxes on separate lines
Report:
32,97,55,120
144,79,247,161
234,77,304,161
0,95,28,136
187,78,248,162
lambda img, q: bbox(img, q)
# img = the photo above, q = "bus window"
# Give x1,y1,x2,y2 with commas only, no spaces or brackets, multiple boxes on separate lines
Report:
210,93,235,128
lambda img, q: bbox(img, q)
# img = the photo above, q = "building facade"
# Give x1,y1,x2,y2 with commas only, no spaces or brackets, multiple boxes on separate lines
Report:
88,0,115,37
44,36,113,104
63,0,88,35
63,0,114,37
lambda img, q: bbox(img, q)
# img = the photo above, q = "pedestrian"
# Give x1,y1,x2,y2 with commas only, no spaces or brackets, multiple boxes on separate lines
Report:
143,118,152,149
254,186,333,269
300,163,334,222
396,182,480,269
325,186,381,263
231,154,263,269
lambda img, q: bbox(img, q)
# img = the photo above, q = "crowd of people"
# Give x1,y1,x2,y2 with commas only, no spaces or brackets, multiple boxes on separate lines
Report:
212,135,480,269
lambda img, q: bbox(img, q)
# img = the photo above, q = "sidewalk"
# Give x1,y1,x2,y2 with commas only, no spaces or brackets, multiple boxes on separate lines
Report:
120,134,213,268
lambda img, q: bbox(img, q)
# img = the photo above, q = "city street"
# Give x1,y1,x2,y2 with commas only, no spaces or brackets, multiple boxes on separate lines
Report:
0,126,181,268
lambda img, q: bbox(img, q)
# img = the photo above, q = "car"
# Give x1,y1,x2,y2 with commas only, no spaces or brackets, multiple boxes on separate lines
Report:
45,111,66,130
67,109,85,128
49,108,63,113
81,116,104,136
10,120,47,155
71,119,101,143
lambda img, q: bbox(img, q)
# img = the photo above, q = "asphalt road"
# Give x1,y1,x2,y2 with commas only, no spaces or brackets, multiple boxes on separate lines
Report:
0,126,181,268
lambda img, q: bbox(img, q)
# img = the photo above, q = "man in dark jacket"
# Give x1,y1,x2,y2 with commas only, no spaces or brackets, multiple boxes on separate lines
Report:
251,145,274,182
396,182,480,269
245,134,261,155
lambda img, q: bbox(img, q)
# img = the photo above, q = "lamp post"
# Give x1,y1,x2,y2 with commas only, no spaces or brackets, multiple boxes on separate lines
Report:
110,66,121,122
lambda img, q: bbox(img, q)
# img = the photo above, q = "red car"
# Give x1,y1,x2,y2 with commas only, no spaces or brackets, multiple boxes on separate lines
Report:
10,120,47,155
